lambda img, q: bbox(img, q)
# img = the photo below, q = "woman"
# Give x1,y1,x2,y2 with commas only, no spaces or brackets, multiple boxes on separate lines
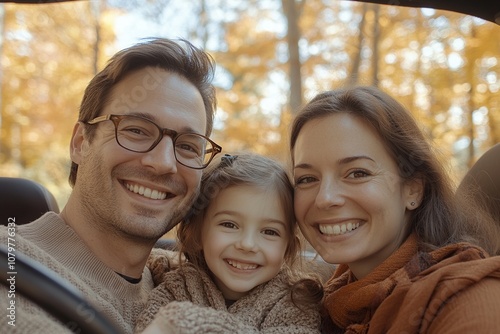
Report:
290,86,500,333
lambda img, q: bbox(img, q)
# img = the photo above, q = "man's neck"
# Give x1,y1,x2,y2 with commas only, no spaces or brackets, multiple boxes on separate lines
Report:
59,200,154,279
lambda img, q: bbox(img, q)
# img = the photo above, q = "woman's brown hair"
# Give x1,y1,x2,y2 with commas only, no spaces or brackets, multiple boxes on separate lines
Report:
290,86,498,254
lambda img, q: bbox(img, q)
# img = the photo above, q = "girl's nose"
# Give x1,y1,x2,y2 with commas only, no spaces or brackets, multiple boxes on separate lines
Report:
235,230,259,252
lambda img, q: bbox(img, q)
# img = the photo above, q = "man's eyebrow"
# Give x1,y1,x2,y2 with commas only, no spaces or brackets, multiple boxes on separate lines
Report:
128,111,201,134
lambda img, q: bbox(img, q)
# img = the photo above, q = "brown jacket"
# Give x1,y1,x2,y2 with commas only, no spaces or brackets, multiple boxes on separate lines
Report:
322,234,500,333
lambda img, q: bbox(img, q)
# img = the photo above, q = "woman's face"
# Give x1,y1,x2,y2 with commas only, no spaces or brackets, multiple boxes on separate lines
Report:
293,113,419,279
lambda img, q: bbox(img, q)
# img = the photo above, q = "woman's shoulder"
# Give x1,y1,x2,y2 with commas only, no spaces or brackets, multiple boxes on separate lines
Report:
409,241,497,276
369,253,500,332
426,275,500,332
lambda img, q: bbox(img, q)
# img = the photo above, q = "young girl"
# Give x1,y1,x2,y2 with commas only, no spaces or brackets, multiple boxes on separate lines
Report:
135,153,323,334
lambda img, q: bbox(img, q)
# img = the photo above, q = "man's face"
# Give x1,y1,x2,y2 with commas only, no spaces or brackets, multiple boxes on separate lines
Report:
71,67,206,241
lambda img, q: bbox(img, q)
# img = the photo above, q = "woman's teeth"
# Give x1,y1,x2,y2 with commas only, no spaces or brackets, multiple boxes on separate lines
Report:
319,221,360,235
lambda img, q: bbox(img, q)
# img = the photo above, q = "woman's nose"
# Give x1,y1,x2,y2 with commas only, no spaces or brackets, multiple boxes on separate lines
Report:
315,178,345,209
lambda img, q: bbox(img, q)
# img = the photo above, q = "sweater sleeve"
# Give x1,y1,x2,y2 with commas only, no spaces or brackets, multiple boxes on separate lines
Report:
0,284,74,334
147,248,183,286
139,301,321,334
426,277,500,333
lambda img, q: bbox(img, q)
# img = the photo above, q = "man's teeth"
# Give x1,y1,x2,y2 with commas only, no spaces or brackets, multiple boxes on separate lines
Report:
319,222,360,235
227,260,258,270
126,183,167,200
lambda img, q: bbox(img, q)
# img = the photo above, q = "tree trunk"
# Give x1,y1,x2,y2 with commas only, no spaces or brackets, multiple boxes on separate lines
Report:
465,24,477,166
346,3,367,87
371,4,380,86
91,1,102,75
0,4,4,155
282,0,302,114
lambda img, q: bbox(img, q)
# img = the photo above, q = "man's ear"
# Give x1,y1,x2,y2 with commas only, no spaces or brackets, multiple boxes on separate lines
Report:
405,176,424,210
70,122,89,164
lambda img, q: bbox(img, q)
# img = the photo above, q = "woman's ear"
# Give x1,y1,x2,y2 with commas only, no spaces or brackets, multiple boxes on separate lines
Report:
405,177,424,210
70,122,89,164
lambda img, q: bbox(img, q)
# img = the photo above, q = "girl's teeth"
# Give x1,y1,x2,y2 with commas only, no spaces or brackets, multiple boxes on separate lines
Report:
227,260,257,270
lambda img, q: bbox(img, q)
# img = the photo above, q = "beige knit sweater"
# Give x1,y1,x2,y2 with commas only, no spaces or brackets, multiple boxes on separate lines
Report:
135,262,321,333
0,212,154,334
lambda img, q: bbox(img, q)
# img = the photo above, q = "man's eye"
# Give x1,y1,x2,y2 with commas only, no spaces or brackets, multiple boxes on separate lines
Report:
176,142,200,154
121,127,152,137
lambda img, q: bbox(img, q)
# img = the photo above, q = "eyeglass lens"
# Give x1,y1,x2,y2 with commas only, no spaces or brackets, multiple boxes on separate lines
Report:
116,116,213,168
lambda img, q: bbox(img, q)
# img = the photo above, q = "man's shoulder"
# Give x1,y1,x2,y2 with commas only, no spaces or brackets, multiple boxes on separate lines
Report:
0,212,65,255
1,212,61,235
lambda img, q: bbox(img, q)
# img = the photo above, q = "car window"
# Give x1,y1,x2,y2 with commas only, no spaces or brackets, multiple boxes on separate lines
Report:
0,0,499,209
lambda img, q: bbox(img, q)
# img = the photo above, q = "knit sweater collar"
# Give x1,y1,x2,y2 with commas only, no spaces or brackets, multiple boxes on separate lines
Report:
18,212,153,299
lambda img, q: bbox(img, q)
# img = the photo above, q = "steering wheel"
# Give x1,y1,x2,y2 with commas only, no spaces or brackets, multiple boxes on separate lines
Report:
0,245,121,334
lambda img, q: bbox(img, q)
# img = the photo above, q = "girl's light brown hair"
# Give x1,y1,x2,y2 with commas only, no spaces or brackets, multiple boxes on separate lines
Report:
177,152,324,306
177,152,299,271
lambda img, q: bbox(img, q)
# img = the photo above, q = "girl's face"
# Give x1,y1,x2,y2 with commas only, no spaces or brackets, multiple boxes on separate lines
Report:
293,113,420,279
201,185,289,301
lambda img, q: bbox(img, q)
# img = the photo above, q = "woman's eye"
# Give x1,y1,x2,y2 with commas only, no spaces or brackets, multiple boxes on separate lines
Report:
347,169,370,178
294,176,316,185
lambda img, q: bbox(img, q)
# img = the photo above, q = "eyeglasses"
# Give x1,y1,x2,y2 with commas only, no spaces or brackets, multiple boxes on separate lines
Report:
86,114,222,169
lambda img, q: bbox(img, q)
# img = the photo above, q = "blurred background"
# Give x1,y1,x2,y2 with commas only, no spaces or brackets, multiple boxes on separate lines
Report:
0,0,499,208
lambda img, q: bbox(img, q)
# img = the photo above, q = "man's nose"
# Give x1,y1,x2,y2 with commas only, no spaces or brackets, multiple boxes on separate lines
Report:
140,136,178,174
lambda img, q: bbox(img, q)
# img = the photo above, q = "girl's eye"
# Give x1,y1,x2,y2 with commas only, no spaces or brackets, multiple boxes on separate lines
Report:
220,221,237,229
262,229,280,237
347,169,370,178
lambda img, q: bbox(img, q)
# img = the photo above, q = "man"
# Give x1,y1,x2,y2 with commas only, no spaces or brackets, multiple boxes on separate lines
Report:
0,38,221,333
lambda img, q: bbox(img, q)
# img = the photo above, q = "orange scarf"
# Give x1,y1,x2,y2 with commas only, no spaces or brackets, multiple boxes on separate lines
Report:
322,234,500,333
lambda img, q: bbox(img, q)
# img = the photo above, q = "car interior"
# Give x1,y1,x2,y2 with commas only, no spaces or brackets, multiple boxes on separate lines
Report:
0,0,499,333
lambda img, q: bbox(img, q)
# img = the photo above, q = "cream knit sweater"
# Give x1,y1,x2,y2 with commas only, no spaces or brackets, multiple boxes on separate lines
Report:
0,212,154,334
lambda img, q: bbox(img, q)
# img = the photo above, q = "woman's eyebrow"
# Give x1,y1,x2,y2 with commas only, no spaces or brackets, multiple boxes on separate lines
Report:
294,155,375,170
337,155,375,165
